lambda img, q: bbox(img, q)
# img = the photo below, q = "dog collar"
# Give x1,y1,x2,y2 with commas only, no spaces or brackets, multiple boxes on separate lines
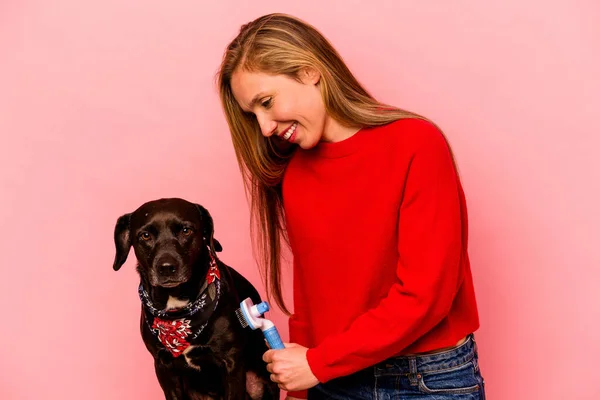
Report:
138,249,222,357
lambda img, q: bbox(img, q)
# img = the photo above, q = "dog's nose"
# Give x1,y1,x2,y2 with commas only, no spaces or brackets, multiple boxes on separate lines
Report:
158,262,178,277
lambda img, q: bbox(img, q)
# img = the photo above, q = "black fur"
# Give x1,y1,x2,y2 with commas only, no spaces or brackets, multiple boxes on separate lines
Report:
113,198,278,400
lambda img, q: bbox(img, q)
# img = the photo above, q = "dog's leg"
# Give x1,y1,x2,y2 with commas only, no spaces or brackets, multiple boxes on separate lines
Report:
253,375,279,400
245,371,268,400
154,358,184,400
223,365,246,400
263,382,279,400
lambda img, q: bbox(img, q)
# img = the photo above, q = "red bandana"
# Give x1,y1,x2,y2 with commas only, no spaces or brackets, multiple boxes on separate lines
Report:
139,251,221,357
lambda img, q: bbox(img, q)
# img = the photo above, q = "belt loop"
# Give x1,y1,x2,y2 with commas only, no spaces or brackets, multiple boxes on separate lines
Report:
408,356,418,386
471,333,478,353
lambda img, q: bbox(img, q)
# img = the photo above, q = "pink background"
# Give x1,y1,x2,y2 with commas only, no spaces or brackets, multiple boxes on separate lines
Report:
1,1,598,399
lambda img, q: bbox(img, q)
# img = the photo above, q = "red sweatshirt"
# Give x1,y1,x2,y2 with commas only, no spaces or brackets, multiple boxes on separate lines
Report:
282,118,480,398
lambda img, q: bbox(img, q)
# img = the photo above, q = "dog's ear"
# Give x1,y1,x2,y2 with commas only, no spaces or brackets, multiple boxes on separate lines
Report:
213,238,223,252
113,213,132,271
195,204,223,253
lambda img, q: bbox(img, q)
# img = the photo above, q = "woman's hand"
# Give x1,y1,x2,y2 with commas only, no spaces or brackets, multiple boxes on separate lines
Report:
263,343,319,392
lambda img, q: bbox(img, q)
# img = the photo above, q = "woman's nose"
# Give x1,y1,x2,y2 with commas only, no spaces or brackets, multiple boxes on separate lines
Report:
256,114,277,137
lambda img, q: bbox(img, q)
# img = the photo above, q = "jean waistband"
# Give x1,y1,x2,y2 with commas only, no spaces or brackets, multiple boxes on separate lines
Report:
374,334,478,376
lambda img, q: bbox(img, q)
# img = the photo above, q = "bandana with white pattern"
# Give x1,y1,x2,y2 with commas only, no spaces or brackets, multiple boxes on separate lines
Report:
138,249,221,357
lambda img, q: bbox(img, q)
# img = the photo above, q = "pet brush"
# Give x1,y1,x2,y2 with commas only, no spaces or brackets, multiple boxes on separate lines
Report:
235,297,284,350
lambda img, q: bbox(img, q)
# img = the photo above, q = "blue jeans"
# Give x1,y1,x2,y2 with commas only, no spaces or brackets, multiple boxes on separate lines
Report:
308,334,486,399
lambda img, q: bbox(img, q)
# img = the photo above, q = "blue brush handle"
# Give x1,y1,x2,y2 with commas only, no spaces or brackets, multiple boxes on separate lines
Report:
263,326,284,349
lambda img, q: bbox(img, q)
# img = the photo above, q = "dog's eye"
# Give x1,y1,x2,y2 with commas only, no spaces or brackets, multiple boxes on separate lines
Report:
181,227,193,236
139,232,151,241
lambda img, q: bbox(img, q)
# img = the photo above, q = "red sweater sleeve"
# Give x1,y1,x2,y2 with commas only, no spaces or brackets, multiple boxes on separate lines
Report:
305,127,466,383
287,260,311,399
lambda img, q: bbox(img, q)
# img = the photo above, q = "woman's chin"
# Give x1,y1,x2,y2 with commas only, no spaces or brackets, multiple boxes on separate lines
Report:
299,136,322,150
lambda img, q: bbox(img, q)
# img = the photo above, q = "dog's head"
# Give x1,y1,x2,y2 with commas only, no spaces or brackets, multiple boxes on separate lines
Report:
112,198,223,288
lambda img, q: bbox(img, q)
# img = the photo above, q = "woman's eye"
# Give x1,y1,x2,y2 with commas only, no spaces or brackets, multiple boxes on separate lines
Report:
261,98,273,108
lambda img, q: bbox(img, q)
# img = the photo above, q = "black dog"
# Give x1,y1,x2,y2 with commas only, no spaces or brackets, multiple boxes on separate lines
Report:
112,198,279,400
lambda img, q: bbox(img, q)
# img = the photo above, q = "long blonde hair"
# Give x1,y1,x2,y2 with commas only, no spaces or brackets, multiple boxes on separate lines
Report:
217,13,436,314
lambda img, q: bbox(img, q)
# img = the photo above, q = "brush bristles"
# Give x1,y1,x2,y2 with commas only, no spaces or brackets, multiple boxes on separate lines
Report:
235,307,249,328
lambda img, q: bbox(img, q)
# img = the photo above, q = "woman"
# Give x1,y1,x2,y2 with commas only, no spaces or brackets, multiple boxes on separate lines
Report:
217,13,485,400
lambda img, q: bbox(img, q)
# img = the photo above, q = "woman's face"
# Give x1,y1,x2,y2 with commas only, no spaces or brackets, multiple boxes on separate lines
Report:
230,67,329,150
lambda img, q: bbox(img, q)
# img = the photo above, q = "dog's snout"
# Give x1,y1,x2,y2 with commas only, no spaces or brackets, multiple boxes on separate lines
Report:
150,252,188,288
154,253,182,278
158,262,178,277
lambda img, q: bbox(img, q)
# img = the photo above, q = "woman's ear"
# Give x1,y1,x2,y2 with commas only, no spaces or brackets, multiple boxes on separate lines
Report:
300,66,321,85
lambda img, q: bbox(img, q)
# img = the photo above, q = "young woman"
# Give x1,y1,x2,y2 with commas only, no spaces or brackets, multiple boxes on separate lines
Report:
217,13,485,400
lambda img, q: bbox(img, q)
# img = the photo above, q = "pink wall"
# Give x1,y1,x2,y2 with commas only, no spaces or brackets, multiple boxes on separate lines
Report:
1,1,598,399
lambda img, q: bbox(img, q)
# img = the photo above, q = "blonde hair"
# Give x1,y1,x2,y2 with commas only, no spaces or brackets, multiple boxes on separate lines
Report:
217,13,435,314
